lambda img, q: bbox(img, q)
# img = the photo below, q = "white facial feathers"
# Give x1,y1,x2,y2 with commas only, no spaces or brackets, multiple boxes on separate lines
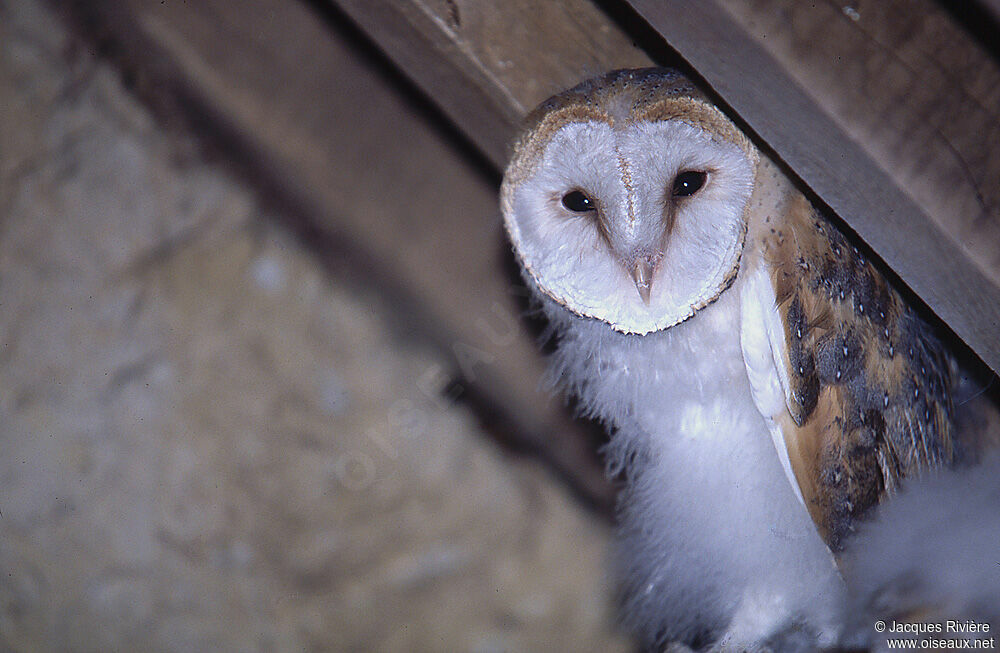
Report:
504,118,755,334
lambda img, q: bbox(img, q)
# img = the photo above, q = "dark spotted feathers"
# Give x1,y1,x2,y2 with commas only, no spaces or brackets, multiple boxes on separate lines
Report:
764,195,957,550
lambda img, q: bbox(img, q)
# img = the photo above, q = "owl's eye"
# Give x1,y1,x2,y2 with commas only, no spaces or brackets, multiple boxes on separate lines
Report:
562,190,596,212
672,170,707,197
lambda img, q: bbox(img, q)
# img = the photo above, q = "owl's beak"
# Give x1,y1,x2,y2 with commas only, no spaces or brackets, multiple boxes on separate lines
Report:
630,255,658,305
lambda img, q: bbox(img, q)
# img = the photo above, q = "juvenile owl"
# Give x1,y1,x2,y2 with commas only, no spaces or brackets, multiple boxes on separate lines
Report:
500,68,980,650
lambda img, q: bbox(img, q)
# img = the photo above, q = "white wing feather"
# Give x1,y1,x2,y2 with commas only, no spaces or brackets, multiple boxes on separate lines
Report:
739,264,806,507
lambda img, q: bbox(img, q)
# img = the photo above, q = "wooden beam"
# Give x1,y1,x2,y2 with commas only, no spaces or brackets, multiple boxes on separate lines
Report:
624,0,1000,374
327,0,652,168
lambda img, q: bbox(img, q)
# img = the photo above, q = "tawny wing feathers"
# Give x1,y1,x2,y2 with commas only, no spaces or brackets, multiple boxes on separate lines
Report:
749,190,957,549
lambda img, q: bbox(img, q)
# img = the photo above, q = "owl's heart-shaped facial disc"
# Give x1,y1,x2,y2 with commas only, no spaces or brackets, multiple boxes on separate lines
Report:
501,75,757,334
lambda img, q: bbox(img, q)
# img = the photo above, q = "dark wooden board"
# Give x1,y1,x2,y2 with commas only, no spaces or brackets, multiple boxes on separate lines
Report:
328,0,652,168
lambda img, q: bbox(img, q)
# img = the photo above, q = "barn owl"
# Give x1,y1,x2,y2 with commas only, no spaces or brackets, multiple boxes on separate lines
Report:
500,68,972,651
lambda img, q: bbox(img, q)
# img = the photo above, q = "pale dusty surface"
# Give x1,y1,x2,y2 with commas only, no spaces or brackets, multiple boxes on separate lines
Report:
0,2,629,650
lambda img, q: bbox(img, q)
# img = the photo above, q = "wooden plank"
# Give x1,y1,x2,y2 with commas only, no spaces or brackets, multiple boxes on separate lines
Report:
60,0,658,511
625,0,1000,375
715,0,1000,286
327,0,652,168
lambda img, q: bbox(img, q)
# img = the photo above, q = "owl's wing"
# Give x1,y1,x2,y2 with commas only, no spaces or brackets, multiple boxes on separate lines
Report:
740,192,957,550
